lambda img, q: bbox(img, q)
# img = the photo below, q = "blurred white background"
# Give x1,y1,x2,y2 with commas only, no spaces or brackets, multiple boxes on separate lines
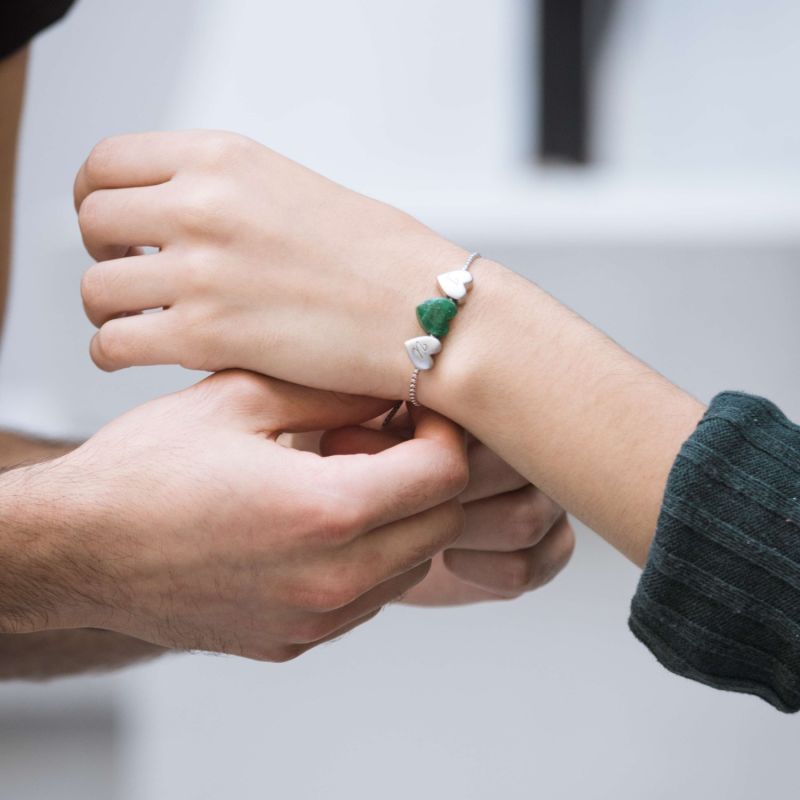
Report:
1,1,799,798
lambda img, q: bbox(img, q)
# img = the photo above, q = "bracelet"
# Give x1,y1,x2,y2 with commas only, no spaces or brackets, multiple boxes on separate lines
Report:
383,252,480,427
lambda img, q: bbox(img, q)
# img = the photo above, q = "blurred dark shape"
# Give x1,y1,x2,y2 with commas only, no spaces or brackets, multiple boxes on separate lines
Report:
538,0,616,164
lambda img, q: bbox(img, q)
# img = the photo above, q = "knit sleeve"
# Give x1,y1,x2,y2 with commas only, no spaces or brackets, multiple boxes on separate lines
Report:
629,392,800,712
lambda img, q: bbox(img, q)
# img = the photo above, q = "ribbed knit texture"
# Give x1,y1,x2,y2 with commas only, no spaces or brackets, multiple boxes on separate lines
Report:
630,392,800,712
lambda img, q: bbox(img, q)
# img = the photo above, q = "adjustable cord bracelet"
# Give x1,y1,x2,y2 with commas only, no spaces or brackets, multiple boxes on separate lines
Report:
383,252,480,427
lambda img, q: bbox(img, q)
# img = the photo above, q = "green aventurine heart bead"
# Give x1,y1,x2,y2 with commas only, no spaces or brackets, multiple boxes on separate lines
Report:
416,297,458,338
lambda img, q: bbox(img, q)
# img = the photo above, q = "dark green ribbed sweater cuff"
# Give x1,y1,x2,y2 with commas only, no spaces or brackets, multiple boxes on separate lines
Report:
629,392,800,713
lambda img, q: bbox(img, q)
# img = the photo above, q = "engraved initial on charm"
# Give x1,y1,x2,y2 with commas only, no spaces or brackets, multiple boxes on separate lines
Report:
404,335,442,370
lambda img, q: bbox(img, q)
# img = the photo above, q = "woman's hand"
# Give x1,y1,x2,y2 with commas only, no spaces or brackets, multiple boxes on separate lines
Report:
73,129,704,568
74,130,463,399
319,413,575,606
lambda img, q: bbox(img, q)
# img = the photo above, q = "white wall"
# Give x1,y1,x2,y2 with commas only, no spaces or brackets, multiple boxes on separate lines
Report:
1,2,799,799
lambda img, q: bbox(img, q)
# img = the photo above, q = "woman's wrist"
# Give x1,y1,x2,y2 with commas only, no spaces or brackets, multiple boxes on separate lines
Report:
416,257,515,421
416,257,705,566
382,229,473,400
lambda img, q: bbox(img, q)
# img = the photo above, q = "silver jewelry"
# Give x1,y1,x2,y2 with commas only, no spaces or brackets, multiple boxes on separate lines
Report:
401,251,480,404
384,252,481,428
408,368,421,407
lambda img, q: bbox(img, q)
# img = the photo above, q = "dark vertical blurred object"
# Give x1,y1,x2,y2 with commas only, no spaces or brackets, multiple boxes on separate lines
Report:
538,0,616,164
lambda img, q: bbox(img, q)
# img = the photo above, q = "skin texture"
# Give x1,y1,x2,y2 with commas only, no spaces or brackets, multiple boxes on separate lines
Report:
328,414,574,606
75,130,706,566
0,432,168,678
1,59,570,677
73,131,461,398
0,371,471,661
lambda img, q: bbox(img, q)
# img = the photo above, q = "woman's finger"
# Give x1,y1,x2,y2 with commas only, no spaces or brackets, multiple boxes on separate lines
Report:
401,554,506,606
78,186,173,261
81,252,180,328
90,310,183,372
443,516,575,598
74,131,195,210
322,424,528,506
456,484,564,551
459,438,528,503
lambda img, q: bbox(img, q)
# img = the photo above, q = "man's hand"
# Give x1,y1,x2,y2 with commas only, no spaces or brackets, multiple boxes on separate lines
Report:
0,371,468,662
321,417,575,606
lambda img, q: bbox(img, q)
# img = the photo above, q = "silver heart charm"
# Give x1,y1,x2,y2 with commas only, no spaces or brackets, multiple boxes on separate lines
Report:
404,335,442,370
437,270,473,301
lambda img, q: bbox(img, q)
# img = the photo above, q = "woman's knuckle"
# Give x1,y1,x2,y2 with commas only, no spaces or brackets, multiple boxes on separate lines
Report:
93,323,126,369
556,521,577,565
80,266,104,308
502,552,535,592
178,188,224,237
84,137,117,183
513,506,544,548
78,191,103,233
196,131,252,169
172,319,217,372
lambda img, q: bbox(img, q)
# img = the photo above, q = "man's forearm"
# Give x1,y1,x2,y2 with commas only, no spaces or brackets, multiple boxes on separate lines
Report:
0,453,167,679
0,49,165,679
426,259,706,567
0,628,165,681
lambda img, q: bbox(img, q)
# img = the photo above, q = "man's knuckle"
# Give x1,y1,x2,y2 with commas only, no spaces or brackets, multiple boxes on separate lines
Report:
308,496,363,545
309,584,356,613
502,552,535,592
182,248,220,295
324,569,366,609
287,573,359,613
442,454,470,496
290,615,332,644
440,499,465,545
397,503,463,570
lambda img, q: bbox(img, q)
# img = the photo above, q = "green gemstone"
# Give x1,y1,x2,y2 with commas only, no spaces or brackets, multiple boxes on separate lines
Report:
416,297,458,338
